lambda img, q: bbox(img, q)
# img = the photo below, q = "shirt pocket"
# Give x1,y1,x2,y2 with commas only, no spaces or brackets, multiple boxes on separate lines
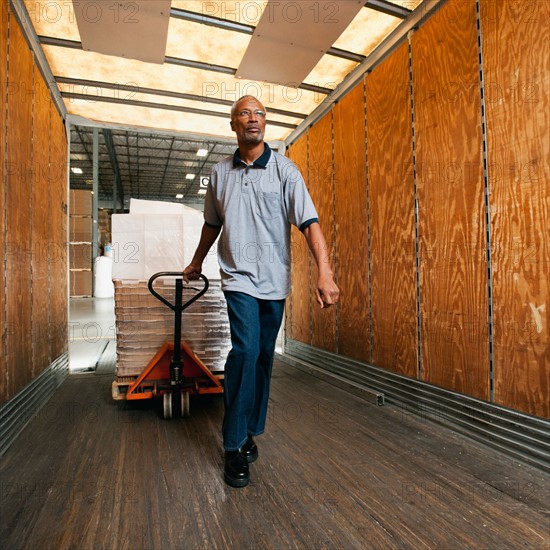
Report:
256,191,281,221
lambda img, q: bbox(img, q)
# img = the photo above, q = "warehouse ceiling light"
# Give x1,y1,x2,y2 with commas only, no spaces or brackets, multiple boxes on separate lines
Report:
196,148,208,157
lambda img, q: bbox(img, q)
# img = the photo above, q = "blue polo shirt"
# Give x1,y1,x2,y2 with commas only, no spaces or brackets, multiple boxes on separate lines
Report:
203,143,318,299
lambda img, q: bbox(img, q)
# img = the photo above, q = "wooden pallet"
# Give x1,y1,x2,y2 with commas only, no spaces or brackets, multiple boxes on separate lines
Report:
111,376,135,400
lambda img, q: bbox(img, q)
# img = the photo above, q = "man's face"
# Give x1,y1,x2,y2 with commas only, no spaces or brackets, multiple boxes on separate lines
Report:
230,98,267,145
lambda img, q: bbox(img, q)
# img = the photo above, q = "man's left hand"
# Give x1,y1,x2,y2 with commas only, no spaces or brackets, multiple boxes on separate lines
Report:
315,274,339,308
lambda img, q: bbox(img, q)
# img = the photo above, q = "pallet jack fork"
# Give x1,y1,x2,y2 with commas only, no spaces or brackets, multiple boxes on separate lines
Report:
124,271,223,418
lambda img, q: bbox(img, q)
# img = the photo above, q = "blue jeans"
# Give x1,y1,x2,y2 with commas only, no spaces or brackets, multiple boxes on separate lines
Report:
222,291,285,451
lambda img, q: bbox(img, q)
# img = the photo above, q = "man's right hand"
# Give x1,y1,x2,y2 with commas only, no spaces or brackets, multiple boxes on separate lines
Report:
182,263,202,282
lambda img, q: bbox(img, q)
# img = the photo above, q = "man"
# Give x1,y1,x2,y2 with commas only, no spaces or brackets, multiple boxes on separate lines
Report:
183,95,339,488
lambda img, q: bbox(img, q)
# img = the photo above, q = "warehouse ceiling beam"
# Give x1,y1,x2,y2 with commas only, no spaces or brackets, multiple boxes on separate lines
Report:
124,132,134,198
158,136,175,198
107,147,231,159
325,47,367,63
68,121,244,203
170,8,255,33
365,0,412,19
193,143,218,200
103,129,124,212
38,36,81,49
107,147,229,159
73,125,95,187
163,55,237,75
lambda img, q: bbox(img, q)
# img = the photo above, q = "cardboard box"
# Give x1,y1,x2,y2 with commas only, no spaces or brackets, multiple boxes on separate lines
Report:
70,216,93,243
70,270,92,297
70,189,92,216
70,243,93,270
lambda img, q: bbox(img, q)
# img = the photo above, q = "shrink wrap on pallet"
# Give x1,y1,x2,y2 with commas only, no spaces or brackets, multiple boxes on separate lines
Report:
111,204,219,281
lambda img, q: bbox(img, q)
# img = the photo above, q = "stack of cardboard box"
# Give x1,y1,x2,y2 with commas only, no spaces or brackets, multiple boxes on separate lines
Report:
111,200,229,380
114,279,229,377
69,189,93,296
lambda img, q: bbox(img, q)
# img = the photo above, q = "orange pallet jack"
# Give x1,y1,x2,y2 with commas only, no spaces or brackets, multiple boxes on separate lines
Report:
116,271,223,418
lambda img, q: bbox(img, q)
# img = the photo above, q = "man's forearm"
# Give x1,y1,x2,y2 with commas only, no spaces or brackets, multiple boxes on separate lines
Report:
191,223,221,265
303,222,333,276
302,222,339,307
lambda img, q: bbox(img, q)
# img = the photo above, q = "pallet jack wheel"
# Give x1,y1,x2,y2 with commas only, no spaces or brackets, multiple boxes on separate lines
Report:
163,391,188,419
181,392,190,417
163,393,173,419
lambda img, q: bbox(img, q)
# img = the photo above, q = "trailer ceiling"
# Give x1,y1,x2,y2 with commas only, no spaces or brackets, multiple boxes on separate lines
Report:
19,0,426,204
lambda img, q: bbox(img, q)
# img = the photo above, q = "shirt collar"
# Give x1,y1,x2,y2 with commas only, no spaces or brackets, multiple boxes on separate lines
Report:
233,143,271,168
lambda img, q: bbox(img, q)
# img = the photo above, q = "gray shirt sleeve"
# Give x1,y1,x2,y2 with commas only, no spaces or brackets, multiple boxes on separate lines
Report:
203,169,223,227
281,156,319,230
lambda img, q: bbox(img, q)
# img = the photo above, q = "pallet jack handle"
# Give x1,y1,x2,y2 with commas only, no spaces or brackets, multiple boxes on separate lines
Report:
148,271,209,313
147,272,209,385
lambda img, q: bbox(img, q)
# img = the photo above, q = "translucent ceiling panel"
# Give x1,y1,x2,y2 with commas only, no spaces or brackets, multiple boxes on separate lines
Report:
171,0,268,25
23,0,81,39
165,18,251,67
304,55,358,90
334,8,403,57
67,99,236,138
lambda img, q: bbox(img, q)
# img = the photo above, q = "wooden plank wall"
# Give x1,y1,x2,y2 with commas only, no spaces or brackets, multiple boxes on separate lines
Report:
1,8,68,406
480,0,550,418
0,1,8,403
333,83,370,362
5,19,34,400
366,43,417,379
32,65,52,375
412,0,489,400
287,136,311,345
308,112,337,352
287,0,549,418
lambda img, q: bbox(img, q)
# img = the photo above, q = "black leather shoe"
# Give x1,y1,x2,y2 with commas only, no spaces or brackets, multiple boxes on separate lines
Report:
224,450,249,488
241,436,258,463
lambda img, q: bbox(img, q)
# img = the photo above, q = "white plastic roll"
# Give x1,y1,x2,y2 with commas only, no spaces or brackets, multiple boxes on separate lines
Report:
94,256,115,298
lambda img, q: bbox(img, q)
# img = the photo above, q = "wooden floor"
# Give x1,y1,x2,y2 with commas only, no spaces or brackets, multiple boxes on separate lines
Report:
1,359,548,550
